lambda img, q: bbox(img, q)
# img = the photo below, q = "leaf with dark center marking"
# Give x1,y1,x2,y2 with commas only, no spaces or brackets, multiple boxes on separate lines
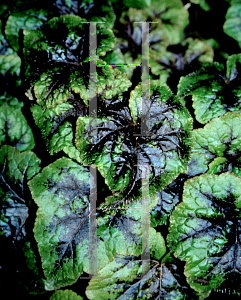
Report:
167,172,241,294
76,83,192,206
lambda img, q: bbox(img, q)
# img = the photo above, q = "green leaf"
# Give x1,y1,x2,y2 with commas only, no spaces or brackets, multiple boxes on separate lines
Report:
26,64,131,160
5,9,48,52
49,121,81,163
190,0,210,11
123,0,151,9
26,61,131,109
102,41,142,80
147,0,189,45
0,145,41,239
28,157,116,290
50,289,83,300
98,193,166,260
86,255,195,300
187,112,241,176
23,15,115,82
78,0,116,28
118,7,168,55
178,55,241,124
224,1,241,47
21,239,45,294
0,93,23,110
167,172,241,295
76,84,192,206
0,104,35,151
0,54,21,75
150,37,214,85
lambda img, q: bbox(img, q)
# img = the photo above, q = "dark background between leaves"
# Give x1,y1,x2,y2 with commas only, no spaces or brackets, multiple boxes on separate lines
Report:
1,0,241,299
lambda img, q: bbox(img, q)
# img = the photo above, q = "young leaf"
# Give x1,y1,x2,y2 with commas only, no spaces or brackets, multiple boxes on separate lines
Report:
0,104,35,151
50,289,83,300
167,172,241,294
151,37,214,86
0,145,41,240
28,157,116,290
187,112,241,176
76,84,192,206
146,0,189,45
86,255,196,300
178,54,241,124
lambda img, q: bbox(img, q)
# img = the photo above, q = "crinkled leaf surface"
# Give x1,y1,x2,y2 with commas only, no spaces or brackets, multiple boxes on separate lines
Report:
28,157,118,290
118,7,168,57
86,255,195,300
76,84,192,205
146,0,189,45
187,112,241,177
0,54,21,76
26,64,131,160
49,121,81,162
26,62,131,109
102,44,141,80
167,172,241,294
50,289,83,300
5,9,48,52
97,193,166,260
0,93,23,110
178,54,241,124
0,104,35,151
23,15,115,82
0,145,41,240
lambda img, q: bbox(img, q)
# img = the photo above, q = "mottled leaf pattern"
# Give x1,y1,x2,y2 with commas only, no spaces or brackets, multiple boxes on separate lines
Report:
86,255,195,300
0,145,40,240
187,112,241,176
76,84,192,206
167,172,241,294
